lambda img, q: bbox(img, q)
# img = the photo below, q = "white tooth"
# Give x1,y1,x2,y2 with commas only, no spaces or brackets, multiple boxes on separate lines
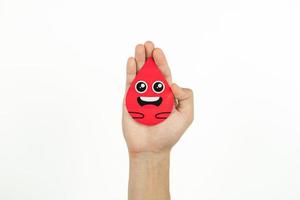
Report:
140,97,159,102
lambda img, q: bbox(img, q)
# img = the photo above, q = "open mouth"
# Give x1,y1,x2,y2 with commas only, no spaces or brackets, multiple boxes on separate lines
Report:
137,96,162,106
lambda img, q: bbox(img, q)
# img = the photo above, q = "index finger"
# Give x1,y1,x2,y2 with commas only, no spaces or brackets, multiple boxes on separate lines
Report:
153,48,172,85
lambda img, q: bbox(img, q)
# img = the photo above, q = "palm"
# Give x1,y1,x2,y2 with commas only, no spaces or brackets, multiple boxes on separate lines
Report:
123,104,188,153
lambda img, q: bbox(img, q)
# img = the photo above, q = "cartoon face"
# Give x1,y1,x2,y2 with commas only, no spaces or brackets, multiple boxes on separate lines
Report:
126,58,174,125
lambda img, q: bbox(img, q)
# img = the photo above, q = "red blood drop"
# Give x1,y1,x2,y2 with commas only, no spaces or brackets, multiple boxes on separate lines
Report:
126,58,174,125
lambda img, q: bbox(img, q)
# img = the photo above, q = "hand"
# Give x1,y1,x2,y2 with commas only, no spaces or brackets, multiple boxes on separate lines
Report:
122,41,194,154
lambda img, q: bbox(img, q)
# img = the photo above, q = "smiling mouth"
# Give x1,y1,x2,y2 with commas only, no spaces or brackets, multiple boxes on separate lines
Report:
137,96,162,106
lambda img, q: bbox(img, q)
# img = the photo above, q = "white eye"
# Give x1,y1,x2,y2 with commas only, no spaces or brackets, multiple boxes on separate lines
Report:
135,81,148,93
152,81,165,94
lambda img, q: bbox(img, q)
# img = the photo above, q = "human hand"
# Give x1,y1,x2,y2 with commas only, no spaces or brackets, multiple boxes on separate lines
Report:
122,41,194,154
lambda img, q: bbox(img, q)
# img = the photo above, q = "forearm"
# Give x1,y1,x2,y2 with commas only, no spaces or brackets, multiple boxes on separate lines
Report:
128,151,171,200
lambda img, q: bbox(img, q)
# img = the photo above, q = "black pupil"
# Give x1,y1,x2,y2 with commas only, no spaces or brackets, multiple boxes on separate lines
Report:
136,82,147,92
154,82,164,92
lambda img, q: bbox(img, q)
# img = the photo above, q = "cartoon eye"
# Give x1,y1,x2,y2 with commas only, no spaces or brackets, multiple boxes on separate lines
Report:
152,81,165,94
135,81,148,93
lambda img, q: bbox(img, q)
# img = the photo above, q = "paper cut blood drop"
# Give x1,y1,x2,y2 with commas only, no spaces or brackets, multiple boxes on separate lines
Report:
125,57,174,125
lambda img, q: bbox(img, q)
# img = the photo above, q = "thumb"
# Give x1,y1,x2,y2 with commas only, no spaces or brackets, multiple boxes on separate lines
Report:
171,83,194,120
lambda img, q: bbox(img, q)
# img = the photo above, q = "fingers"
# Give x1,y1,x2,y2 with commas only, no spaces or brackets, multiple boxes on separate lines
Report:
135,44,145,71
144,41,155,58
126,57,137,90
153,48,172,84
171,83,194,122
135,43,172,85
128,42,153,91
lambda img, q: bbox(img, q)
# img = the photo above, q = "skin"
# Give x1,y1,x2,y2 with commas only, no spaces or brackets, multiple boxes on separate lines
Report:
122,41,194,200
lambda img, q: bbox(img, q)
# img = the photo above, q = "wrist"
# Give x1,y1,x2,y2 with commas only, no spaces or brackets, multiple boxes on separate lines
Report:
128,150,171,200
129,150,171,163
129,151,171,172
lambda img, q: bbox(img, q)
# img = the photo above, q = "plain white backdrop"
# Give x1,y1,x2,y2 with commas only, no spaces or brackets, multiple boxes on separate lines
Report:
0,0,300,199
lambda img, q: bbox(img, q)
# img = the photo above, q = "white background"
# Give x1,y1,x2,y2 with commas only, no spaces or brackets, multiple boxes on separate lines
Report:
0,0,300,199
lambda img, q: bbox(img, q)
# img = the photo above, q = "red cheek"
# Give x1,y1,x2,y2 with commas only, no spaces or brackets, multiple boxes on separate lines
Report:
125,58,174,126
155,112,172,119
128,112,144,119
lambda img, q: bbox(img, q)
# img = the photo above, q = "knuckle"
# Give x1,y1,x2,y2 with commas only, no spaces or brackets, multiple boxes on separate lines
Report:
187,88,193,94
186,114,194,126
153,48,162,54
144,40,154,46
135,44,144,50
184,88,194,97
190,113,194,123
